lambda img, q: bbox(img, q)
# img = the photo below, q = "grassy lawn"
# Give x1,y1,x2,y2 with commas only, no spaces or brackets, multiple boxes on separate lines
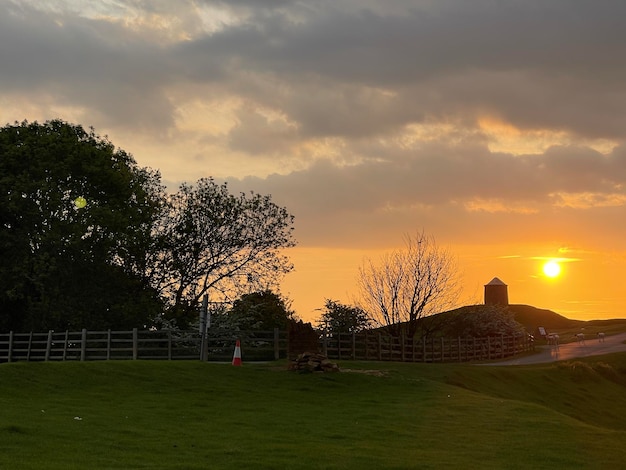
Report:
1,355,625,469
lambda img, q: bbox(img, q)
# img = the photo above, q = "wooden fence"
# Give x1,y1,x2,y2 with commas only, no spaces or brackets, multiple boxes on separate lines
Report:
0,328,287,363
321,332,534,362
0,329,534,364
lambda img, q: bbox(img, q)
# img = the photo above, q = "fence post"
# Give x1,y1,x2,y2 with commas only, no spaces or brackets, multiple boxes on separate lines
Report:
274,328,280,360
62,331,69,361
107,329,112,360
45,330,53,361
7,331,13,363
167,330,172,360
440,337,444,362
322,330,328,357
26,332,33,361
401,332,405,362
363,330,369,361
132,328,138,360
422,337,426,362
81,329,87,361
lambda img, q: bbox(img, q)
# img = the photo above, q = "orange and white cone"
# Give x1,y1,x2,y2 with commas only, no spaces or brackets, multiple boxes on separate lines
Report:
232,339,242,366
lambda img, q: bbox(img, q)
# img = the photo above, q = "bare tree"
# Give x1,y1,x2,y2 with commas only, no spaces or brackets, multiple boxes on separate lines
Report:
357,231,460,338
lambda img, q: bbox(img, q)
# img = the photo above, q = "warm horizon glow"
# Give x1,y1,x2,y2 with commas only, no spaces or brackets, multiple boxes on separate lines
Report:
542,260,561,278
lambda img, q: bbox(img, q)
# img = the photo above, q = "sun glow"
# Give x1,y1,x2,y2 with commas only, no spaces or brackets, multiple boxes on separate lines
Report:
543,260,561,278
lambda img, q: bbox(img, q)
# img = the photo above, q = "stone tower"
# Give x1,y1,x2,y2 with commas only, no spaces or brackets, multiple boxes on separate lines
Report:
484,277,509,306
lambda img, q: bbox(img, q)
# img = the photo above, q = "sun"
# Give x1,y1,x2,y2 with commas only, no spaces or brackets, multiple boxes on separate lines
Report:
543,260,561,278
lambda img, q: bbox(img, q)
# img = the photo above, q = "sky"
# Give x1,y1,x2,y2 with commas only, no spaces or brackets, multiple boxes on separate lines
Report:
2,0,626,323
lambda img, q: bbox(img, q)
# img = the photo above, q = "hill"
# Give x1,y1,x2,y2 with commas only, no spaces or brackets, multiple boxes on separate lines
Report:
506,304,584,333
425,303,581,336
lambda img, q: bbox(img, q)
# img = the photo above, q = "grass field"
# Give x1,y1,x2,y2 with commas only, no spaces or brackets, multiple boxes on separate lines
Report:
1,353,626,469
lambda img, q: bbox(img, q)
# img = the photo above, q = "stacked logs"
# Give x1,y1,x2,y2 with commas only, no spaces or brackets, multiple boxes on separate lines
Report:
288,352,340,373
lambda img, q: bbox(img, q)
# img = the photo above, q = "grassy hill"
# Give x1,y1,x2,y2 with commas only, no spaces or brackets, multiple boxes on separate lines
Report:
1,357,626,469
506,304,583,333
429,304,626,342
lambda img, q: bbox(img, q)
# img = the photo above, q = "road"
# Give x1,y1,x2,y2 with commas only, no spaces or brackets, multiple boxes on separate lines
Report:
485,332,626,366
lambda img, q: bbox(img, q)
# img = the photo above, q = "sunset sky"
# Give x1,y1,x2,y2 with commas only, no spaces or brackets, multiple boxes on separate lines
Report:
2,0,626,323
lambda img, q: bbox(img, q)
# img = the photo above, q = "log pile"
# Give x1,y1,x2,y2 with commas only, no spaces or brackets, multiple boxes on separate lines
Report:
288,352,340,373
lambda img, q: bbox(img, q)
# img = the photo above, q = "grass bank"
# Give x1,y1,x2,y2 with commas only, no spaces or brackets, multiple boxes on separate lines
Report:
1,355,625,469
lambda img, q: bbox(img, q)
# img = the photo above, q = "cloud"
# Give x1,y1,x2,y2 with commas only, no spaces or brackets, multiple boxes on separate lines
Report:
3,0,626,252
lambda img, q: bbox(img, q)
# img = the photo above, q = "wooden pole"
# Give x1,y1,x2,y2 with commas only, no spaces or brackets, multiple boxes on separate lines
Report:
337,333,342,360
80,329,87,361
132,328,138,360
45,330,53,361
274,328,280,360
62,331,68,361
7,331,13,363
107,329,112,360
27,332,33,361
441,337,445,362
167,330,172,360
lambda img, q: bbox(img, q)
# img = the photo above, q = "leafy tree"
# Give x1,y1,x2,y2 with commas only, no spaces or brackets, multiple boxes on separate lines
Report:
357,231,460,338
227,290,295,331
316,299,370,334
154,178,296,325
0,120,164,331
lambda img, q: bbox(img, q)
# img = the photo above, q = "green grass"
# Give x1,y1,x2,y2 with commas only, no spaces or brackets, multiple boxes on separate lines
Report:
1,356,626,469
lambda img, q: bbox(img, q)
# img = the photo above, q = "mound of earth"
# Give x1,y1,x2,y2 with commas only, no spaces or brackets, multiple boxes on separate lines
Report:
506,304,584,332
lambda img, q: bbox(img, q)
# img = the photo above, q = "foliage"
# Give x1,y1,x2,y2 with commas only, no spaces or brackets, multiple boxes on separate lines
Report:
0,120,164,331
0,120,298,332
153,178,296,326
226,290,295,331
357,231,460,338
316,299,371,333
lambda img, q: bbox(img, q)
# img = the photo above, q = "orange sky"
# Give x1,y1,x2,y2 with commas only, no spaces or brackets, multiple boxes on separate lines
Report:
282,242,626,325
2,1,626,324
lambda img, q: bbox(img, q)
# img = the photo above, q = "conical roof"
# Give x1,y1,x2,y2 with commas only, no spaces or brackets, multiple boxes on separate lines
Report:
485,277,507,286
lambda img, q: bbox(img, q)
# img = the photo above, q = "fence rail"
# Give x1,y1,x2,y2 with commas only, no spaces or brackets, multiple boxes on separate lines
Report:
0,329,533,364
0,328,287,363
321,332,534,362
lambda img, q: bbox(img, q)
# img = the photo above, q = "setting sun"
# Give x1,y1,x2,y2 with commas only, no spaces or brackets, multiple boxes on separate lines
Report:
543,260,561,278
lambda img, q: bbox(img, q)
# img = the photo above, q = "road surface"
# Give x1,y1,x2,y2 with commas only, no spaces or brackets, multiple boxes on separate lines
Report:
485,332,626,366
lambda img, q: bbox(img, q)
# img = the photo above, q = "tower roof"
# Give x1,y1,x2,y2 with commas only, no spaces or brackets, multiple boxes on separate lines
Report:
485,277,507,286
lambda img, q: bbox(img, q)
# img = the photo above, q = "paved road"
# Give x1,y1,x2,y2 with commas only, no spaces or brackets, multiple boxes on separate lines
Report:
485,332,626,366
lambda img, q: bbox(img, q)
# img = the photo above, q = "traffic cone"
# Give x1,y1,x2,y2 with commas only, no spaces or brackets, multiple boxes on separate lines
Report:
232,339,242,366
